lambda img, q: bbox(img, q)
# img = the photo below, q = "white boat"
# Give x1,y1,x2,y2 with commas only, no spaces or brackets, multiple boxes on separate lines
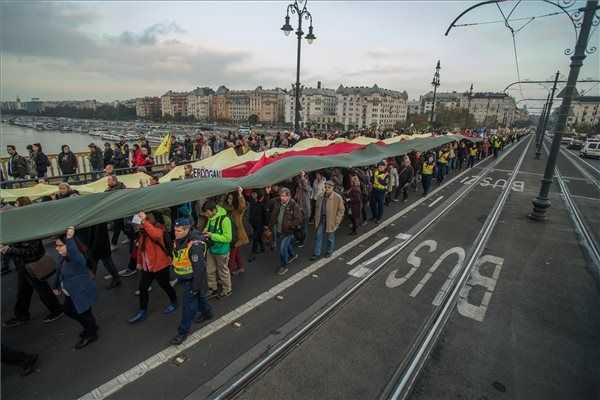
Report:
101,133,122,141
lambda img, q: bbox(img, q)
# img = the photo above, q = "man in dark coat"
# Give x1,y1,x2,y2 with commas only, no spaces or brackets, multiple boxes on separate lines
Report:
78,223,122,289
6,145,28,179
1,239,63,327
103,143,114,167
88,143,104,172
58,145,78,176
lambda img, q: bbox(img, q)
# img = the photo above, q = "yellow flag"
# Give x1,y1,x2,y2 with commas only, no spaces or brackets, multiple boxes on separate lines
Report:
154,133,172,156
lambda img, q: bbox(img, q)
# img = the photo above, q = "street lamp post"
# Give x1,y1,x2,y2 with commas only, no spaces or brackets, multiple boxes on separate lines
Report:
534,92,551,152
535,71,561,159
430,60,441,127
529,0,599,221
464,83,473,129
281,0,316,136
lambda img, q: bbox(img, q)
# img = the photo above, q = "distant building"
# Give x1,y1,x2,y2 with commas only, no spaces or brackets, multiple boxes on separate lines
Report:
567,96,600,128
419,91,467,115
285,81,337,130
336,84,408,130
228,90,251,123
136,97,161,119
407,100,420,115
161,91,188,118
469,92,516,126
210,86,230,121
187,87,214,121
249,86,286,124
23,98,43,113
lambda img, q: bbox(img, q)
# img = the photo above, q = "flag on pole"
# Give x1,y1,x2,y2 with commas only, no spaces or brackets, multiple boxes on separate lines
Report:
154,133,172,156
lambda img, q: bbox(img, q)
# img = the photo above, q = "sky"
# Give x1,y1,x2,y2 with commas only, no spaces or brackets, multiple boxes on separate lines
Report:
1,0,599,110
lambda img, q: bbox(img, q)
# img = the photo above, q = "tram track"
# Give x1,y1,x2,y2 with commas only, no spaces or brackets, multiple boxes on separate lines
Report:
544,141,600,273
206,135,533,400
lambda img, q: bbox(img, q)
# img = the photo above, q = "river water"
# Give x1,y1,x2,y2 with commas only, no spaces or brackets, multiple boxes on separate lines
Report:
0,123,100,157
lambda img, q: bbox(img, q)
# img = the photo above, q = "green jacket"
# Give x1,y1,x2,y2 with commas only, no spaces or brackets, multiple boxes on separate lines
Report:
205,205,232,255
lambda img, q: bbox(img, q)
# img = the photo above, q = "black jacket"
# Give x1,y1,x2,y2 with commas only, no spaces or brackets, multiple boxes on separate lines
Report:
5,240,45,268
7,154,28,179
33,152,51,177
103,148,114,166
89,149,104,171
174,230,208,294
58,151,78,175
77,223,111,259
248,197,268,228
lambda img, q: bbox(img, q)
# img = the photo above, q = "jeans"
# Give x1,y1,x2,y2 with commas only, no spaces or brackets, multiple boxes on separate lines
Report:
468,156,476,168
313,223,335,257
437,163,447,181
278,234,295,267
178,278,212,336
63,295,98,339
15,265,62,319
422,174,433,195
371,189,385,221
139,268,177,310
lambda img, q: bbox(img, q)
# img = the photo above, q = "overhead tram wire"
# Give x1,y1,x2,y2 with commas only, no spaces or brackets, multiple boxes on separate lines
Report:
452,11,563,28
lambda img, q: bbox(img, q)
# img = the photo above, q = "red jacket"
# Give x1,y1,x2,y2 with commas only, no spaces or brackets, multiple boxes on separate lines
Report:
132,149,145,167
136,221,171,272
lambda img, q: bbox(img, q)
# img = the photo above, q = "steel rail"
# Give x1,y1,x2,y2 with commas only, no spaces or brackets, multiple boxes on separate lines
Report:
208,136,531,400
384,134,533,400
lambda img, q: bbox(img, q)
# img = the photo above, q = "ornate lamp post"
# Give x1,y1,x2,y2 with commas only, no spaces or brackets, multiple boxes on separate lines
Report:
430,60,441,127
281,0,316,135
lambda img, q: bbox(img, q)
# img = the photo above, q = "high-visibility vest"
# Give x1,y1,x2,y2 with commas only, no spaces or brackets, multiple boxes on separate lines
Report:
469,148,477,156
422,163,434,175
373,170,387,190
172,242,194,276
438,151,449,164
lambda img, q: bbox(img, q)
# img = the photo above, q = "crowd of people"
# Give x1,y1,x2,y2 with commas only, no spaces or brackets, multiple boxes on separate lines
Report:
1,128,521,374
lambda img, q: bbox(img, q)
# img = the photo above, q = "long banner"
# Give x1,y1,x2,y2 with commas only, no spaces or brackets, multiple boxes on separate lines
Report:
0,134,478,244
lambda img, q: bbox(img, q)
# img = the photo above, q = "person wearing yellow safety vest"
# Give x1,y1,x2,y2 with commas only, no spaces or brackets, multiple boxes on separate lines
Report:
370,162,389,224
492,136,501,158
468,144,478,168
169,217,213,346
421,152,436,196
437,147,450,183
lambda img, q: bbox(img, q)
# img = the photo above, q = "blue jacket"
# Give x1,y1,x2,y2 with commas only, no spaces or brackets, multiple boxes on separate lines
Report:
55,238,97,314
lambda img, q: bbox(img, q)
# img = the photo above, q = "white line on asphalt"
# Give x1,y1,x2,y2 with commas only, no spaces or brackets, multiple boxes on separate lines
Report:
569,194,600,202
428,195,444,208
395,233,412,241
348,265,372,278
78,151,498,400
561,148,600,192
346,237,389,265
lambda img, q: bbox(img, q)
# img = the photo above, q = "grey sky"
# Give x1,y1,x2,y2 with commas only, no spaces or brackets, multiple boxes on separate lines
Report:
1,1,599,107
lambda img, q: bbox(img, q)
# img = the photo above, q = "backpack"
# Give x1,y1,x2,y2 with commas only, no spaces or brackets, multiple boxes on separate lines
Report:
213,214,237,245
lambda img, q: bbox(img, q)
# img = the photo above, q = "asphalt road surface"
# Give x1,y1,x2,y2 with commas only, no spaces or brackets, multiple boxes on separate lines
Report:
2,136,599,400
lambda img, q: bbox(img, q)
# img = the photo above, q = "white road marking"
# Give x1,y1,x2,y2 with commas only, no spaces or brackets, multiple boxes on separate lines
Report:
78,155,488,400
386,240,437,288
428,195,444,208
410,247,465,298
457,255,504,322
395,232,412,241
461,175,525,192
348,265,372,278
346,237,389,265
566,149,600,176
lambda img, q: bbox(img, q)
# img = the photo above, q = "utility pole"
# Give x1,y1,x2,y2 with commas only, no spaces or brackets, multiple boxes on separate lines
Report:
464,83,473,129
530,0,599,221
535,70,560,159
430,60,441,127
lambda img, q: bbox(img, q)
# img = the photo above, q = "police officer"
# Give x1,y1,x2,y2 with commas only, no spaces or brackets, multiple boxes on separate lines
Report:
421,153,435,196
170,218,213,346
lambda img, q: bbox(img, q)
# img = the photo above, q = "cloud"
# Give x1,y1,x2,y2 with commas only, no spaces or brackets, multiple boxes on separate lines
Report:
0,2,282,100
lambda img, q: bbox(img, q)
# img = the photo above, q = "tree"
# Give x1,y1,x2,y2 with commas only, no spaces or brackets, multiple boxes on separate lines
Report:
248,114,259,125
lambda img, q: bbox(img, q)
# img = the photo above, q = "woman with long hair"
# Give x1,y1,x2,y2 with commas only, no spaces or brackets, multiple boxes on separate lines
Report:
222,187,249,275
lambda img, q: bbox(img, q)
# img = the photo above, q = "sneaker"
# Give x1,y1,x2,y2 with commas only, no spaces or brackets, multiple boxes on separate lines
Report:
2,317,29,328
324,253,332,258
218,290,232,299
170,278,178,287
277,267,288,275
134,286,152,296
103,274,113,280
128,310,147,324
248,256,256,263
288,254,299,264
106,279,122,290
170,334,187,346
119,269,137,278
207,289,219,300
310,255,319,261
21,354,38,376
75,335,98,350
194,313,214,324
296,242,305,248
43,311,64,324
163,303,177,315
110,244,118,251
121,238,130,244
